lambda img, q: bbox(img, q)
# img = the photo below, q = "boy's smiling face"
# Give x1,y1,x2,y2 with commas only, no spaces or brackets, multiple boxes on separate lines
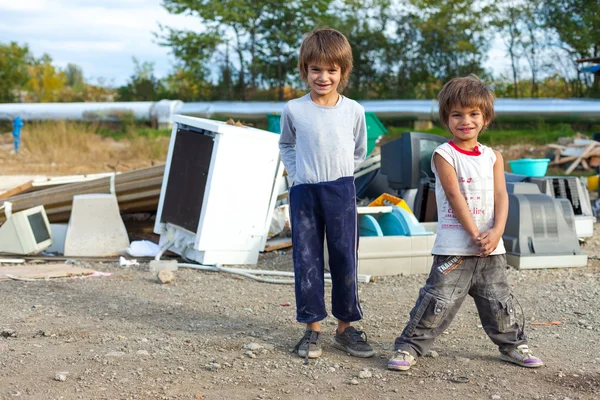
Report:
307,61,341,104
447,104,488,149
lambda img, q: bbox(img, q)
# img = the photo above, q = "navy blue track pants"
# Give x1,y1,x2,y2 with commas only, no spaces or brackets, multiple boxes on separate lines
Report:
289,176,363,324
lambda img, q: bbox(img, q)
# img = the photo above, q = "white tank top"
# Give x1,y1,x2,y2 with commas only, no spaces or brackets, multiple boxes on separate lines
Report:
431,141,506,256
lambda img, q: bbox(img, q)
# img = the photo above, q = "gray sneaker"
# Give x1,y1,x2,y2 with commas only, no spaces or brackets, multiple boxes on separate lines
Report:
499,344,544,368
294,330,322,364
388,350,417,371
332,326,375,358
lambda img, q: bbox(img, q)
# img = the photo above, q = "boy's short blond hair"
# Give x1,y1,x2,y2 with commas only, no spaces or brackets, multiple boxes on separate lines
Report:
438,75,495,131
298,28,353,91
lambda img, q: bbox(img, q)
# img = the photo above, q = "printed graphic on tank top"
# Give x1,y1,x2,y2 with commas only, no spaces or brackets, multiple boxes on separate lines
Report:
430,141,506,256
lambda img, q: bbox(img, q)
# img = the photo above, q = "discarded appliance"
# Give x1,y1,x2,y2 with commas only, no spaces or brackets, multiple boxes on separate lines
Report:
63,194,130,257
354,153,395,200
154,115,284,265
381,132,447,190
327,206,437,276
359,206,434,237
503,182,588,269
527,176,595,238
0,205,53,255
380,131,448,212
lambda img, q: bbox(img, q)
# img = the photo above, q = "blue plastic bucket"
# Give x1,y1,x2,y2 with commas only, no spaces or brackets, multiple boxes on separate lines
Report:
508,158,551,177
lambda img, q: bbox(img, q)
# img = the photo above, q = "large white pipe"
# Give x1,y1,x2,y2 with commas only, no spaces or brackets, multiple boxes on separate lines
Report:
0,101,155,121
0,100,183,128
1,98,599,123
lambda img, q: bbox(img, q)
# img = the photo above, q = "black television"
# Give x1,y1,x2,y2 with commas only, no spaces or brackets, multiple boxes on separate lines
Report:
380,131,448,190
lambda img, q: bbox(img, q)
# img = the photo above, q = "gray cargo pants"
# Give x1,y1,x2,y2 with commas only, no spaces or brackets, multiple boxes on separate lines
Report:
394,254,527,358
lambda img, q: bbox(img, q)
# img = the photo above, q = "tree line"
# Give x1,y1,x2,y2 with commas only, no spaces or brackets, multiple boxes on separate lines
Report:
1,0,598,104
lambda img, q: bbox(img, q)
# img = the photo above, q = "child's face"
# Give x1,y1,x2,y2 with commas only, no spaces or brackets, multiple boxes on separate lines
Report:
307,61,341,99
447,104,488,144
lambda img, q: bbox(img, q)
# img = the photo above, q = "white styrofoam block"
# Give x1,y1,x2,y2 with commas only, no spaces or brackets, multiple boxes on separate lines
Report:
64,194,130,256
506,253,588,270
357,235,436,276
574,215,595,238
325,234,436,277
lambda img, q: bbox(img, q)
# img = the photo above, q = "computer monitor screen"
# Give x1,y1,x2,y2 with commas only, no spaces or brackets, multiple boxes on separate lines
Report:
28,212,51,243
0,206,53,254
380,131,448,190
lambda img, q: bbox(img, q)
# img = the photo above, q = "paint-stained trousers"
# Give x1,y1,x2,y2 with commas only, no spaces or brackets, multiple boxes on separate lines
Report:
395,254,528,357
289,176,363,324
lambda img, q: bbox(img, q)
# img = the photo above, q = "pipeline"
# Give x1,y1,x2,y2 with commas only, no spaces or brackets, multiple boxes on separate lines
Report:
0,98,599,124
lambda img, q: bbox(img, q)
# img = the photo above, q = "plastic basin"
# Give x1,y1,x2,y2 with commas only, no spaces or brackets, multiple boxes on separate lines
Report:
508,158,551,177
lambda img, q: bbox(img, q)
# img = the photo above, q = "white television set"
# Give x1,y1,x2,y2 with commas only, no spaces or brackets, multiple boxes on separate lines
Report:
0,206,53,255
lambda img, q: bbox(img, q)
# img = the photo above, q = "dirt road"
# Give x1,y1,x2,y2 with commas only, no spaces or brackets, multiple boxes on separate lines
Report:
1,244,599,400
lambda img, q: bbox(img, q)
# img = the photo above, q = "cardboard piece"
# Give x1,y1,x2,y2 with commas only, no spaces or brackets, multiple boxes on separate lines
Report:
0,263,95,280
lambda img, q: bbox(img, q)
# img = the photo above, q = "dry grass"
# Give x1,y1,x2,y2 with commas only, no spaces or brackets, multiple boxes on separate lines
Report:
0,121,170,174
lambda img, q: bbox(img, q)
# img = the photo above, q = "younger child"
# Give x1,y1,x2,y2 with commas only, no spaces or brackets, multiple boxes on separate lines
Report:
278,28,374,363
388,75,543,371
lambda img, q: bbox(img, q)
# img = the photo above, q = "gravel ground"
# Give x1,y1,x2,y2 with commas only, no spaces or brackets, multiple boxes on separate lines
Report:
1,231,599,400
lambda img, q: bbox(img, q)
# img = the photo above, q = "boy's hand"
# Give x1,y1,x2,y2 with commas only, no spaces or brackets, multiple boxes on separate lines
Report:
470,231,481,246
477,228,502,256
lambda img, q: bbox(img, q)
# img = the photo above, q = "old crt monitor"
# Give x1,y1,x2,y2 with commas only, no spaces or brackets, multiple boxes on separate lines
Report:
380,131,448,190
0,205,53,255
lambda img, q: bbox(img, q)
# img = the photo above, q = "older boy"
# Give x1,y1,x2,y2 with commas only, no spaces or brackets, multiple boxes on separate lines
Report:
388,75,543,371
279,28,374,363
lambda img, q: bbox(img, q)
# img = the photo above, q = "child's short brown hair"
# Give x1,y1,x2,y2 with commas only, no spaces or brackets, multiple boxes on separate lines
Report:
438,75,495,131
297,28,353,91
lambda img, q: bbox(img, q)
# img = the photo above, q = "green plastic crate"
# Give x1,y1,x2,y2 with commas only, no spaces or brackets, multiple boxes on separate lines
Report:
266,113,281,134
365,112,387,155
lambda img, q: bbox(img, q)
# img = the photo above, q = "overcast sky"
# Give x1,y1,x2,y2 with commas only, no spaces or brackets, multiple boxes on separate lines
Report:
0,0,510,88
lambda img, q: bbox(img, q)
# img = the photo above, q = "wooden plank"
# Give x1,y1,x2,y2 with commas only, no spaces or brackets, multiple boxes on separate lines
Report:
31,173,119,188
0,165,166,224
276,191,288,201
585,148,600,157
0,180,33,200
3,165,164,204
550,155,577,166
263,237,292,252
581,158,590,170
565,142,598,175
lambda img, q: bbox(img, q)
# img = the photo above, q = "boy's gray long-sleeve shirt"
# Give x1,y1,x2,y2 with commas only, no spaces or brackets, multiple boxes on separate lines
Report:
278,94,367,185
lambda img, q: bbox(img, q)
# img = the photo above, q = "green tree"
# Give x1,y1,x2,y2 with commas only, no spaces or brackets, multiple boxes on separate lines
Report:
542,0,600,96
410,0,493,85
117,58,164,101
492,1,525,98
159,67,214,101
325,0,394,99
159,0,272,100
25,54,67,102
542,0,600,59
0,42,32,102
256,0,329,100
65,63,85,91
519,0,549,98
